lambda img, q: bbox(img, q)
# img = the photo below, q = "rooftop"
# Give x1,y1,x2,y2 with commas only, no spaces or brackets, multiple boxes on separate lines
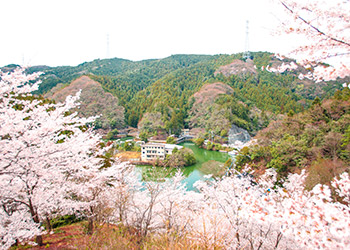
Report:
164,144,183,150
141,143,183,150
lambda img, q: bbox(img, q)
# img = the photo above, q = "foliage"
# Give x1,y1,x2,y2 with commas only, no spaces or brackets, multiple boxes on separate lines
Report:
45,76,125,130
15,169,350,249
138,112,164,134
50,215,81,229
120,141,138,151
194,137,205,147
139,131,149,143
274,0,350,81
0,68,129,248
105,166,350,249
105,129,119,140
166,136,176,144
206,141,213,150
163,148,196,168
21,52,348,135
305,158,348,192
220,129,228,137
235,146,251,169
236,88,350,176
2,69,350,250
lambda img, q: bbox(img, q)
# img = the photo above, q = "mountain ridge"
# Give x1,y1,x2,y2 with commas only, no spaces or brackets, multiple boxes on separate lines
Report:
2,52,346,136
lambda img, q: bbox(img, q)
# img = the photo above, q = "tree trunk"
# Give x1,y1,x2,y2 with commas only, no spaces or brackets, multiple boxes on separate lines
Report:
45,216,52,232
28,199,44,246
87,218,94,235
35,235,43,246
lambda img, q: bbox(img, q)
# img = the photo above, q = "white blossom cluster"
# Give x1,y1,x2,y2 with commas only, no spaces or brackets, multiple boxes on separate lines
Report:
1,69,350,249
273,0,350,81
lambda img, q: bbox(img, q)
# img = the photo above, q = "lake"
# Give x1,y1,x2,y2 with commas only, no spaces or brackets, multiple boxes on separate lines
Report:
135,142,231,190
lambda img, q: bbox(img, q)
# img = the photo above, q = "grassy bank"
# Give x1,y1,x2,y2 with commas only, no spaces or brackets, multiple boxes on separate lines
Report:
12,222,206,250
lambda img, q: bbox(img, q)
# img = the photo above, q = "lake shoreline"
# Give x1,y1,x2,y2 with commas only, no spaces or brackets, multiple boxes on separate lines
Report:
135,142,232,190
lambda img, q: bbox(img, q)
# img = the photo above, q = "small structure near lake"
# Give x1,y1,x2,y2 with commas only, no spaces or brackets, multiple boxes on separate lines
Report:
141,143,183,161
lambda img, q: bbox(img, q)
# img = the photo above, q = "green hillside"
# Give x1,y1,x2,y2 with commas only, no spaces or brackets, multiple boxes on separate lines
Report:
21,52,345,135
235,88,350,186
32,55,213,95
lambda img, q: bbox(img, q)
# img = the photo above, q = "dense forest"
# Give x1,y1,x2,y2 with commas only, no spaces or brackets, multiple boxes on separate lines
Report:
235,87,350,189
11,52,344,136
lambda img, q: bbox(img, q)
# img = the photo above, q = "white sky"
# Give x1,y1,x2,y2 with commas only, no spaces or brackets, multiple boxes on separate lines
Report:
0,0,293,67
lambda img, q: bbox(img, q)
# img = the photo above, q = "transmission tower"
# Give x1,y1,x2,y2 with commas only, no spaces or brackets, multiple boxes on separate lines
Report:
243,20,250,60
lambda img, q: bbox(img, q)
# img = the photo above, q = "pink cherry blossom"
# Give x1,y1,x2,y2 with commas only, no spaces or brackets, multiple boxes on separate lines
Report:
272,0,350,81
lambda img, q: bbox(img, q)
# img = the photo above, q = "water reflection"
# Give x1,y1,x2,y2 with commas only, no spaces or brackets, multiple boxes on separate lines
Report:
135,142,231,190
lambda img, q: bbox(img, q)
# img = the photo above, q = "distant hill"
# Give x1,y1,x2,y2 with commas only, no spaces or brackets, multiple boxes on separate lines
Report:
5,52,346,134
46,76,125,129
30,55,214,96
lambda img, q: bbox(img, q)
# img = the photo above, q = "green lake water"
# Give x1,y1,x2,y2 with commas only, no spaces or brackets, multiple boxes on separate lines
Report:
135,142,231,190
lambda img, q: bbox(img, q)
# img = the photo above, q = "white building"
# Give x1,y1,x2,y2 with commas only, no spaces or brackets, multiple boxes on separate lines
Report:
141,143,183,161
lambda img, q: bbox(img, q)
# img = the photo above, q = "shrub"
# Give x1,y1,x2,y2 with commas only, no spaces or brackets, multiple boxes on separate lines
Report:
166,136,177,144
164,148,196,167
50,215,81,229
194,137,205,147
105,129,119,140
220,129,228,137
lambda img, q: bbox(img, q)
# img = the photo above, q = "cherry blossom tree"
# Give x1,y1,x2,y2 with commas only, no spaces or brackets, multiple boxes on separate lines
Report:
105,165,350,249
0,68,126,248
189,170,295,249
182,169,350,249
273,0,350,81
115,170,194,237
2,68,350,249
105,167,202,242
272,170,350,249
69,160,133,235
332,172,350,203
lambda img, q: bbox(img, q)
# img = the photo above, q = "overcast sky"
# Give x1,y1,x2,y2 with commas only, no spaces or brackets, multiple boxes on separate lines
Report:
1,0,293,67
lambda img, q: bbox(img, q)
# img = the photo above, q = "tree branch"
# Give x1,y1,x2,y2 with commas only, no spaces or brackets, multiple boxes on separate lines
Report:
280,1,350,47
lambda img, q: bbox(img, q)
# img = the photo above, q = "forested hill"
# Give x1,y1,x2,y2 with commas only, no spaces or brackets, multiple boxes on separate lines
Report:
8,52,345,132
30,55,214,95
45,76,125,130
234,87,350,189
